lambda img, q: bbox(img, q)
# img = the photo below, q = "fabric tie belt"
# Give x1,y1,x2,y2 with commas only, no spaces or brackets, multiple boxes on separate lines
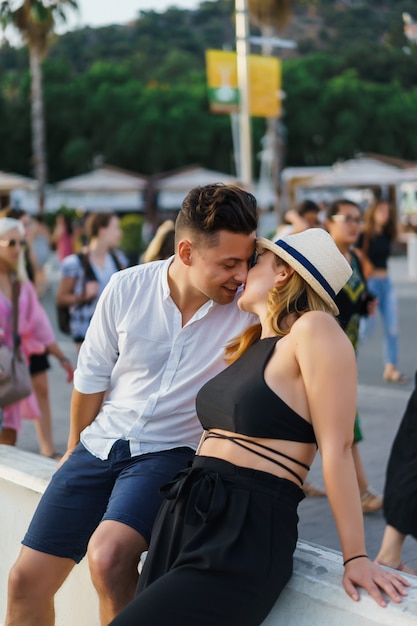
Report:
161,465,228,525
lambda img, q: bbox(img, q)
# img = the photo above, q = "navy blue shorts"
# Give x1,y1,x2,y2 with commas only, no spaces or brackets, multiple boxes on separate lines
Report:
22,440,194,563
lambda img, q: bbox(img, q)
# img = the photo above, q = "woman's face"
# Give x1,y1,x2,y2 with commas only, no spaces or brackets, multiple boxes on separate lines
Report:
101,216,122,248
374,202,390,226
238,249,279,314
326,203,363,247
0,227,25,271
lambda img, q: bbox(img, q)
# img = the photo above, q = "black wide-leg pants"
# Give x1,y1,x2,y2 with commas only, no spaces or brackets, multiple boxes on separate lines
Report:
111,456,304,626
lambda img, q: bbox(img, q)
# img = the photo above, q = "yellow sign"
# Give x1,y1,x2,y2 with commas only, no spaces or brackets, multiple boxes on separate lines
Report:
206,49,282,118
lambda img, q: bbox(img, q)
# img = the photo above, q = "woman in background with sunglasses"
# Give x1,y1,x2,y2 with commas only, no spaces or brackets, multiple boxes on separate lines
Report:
0,218,72,446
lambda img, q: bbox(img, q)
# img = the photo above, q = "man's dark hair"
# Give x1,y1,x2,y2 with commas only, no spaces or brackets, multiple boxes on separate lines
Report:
6,208,26,220
298,199,320,217
176,183,258,247
327,198,360,219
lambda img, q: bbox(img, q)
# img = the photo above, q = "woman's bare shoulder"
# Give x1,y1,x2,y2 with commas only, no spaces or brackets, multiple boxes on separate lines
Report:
292,310,340,333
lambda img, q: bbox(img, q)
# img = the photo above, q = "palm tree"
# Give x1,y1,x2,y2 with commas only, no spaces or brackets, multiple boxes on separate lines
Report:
248,0,315,33
248,0,294,33
0,0,78,213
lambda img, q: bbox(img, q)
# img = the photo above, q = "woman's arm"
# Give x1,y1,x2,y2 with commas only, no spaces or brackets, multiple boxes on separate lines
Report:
294,312,409,606
45,341,74,382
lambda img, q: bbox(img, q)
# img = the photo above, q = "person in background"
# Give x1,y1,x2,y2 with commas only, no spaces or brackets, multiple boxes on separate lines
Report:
110,229,408,626
375,370,417,575
51,212,73,262
356,199,407,384
30,215,51,297
56,212,127,351
141,220,175,263
326,199,383,514
5,209,72,458
5,183,258,626
275,199,322,238
0,218,73,449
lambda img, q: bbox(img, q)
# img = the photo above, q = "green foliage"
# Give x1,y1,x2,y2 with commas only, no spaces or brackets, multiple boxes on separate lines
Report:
119,214,145,257
0,0,416,182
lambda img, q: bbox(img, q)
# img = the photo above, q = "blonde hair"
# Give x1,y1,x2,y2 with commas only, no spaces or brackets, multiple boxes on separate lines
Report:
225,259,334,364
0,218,28,282
142,220,175,263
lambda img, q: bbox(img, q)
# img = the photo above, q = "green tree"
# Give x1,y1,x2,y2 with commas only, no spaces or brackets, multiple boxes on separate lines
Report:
0,0,78,212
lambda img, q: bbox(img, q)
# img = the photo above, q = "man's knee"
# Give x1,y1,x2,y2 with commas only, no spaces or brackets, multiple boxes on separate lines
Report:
88,523,147,589
8,561,32,600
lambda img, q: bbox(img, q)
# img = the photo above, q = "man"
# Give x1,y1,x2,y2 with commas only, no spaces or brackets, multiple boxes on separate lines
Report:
5,183,258,626
276,199,322,237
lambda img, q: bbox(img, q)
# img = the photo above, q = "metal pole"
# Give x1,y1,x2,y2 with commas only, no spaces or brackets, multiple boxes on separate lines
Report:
235,0,252,190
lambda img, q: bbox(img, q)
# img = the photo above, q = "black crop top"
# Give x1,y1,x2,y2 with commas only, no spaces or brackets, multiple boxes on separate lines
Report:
357,232,391,270
196,337,316,444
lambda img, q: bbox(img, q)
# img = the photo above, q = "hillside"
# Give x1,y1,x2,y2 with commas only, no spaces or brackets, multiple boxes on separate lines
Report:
0,0,416,180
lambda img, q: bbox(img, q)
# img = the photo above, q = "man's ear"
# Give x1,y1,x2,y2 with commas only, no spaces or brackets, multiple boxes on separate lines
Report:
178,240,193,266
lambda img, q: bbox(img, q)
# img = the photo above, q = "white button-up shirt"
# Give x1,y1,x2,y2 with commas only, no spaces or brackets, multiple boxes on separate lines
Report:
74,258,256,459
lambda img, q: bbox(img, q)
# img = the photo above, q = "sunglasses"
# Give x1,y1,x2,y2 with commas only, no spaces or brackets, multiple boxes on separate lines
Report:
331,215,363,225
0,239,27,248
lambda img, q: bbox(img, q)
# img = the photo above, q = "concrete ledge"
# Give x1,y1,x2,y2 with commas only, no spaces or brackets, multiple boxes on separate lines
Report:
1,445,416,625
267,542,417,625
0,445,99,626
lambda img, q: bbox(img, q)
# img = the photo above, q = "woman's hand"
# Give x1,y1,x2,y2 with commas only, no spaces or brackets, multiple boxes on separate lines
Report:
343,558,410,606
59,356,74,383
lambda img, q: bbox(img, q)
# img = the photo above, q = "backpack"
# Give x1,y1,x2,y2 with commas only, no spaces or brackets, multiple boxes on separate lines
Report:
56,251,123,335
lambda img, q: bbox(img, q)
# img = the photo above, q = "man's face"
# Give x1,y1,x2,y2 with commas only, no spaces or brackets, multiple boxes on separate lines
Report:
303,210,321,228
188,230,256,305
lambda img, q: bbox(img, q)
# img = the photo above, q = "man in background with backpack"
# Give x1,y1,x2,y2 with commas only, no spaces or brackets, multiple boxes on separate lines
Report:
56,212,127,351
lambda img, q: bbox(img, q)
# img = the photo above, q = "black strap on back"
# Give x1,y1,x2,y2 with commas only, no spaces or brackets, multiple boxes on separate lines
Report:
10,272,21,351
78,250,123,284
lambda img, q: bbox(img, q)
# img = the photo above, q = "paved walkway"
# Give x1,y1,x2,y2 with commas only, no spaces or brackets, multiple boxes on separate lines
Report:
17,252,417,571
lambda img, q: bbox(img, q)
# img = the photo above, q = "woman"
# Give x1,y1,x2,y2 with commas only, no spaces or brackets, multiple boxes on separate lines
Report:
375,370,417,575
356,199,406,383
6,208,63,458
56,212,127,350
326,199,383,514
0,218,73,447
141,220,175,263
51,212,73,262
111,229,408,626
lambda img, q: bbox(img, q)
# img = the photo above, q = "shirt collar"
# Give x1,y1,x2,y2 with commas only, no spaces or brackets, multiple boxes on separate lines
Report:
161,256,216,318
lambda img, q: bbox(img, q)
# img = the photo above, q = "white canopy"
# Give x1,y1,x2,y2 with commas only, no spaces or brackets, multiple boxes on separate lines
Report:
56,166,148,193
301,158,417,189
0,171,37,192
156,166,240,209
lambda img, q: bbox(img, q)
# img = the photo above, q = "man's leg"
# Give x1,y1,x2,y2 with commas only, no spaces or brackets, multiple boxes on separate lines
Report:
6,442,117,625
87,445,195,625
5,547,75,626
88,521,148,625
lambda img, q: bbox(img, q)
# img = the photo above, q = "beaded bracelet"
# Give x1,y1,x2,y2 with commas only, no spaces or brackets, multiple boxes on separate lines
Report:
343,554,368,567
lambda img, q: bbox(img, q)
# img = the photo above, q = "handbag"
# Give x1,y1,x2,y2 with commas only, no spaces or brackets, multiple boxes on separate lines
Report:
0,274,32,408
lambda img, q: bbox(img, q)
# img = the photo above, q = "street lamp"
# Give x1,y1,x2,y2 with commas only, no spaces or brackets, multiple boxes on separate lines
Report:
235,0,252,190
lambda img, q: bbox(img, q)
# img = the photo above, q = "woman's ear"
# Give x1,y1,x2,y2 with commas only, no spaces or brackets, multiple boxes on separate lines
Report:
274,263,294,286
178,239,193,266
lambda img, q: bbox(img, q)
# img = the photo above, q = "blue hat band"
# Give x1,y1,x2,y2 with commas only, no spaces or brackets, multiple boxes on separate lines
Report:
275,239,336,299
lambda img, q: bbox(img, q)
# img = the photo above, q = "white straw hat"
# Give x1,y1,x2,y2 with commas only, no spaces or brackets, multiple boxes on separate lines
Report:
256,228,352,315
